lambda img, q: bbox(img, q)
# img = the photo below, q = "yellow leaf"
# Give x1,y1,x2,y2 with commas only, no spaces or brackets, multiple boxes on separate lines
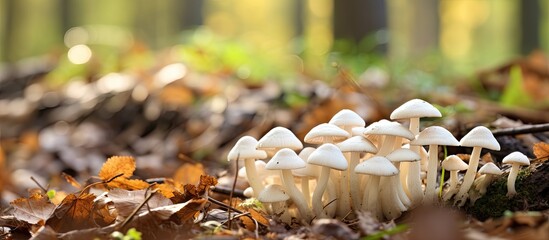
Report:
99,156,136,181
533,142,549,163
174,163,205,185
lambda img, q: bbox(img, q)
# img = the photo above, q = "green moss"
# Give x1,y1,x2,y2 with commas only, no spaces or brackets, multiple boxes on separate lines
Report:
468,169,535,220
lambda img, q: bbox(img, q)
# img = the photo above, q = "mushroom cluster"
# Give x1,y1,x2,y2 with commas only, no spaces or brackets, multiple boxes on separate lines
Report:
228,99,531,222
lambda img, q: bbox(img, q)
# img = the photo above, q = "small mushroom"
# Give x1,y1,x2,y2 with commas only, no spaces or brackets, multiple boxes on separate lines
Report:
410,126,460,204
265,148,313,223
390,99,442,205
441,155,468,201
454,126,500,206
355,156,399,221
228,136,268,197
307,144,348,219
476,162,502,195
293,147,320,206
502,151,530,197
258,184,291,224
337,136,378,212
382,148,420,219
257,127,303,156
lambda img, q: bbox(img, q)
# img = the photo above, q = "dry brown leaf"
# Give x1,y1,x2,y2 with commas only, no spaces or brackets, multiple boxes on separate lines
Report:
183,175,217,199
99,156,136,181
533,142,549,163
154,182,178,199
10,192,55,225
241,208,269,231
62,172,81,189
46,193,115,233
110,178,149,190
172,198,208,223
108,189,172,218
173,163,205,186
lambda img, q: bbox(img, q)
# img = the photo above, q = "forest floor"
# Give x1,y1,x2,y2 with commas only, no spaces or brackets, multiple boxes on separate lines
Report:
0,50,548,239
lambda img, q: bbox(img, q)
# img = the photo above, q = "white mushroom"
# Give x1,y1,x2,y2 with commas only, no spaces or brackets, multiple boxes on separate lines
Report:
293,147,320,206
476,162,503,195
265,148,313,223
382,148,420,219
454,126,500,206
307,144,348,219
355,156,399,221
257,127,303,155
410,126,460,204
502,151,530,198
441,155,468,201
258,184,291,224
390,99,442,206
228,136,268,197
337,136,378,212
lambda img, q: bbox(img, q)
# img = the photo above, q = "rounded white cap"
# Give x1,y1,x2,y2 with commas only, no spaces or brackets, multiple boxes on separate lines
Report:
329,109,365,128
293,147,321,177
257,127,303,151
459,126,500,150
390,99,442,120
304,123,350,144
478,162,503,175
410,126,460,146
502,151,530,166
243,187,254,198
228,136,267,161
337,136,378,153
307,144,348,171
257,184,290,202
441,155,468,171
265,148,306,170
363,120,415,140
386,148,421,163
354,156,399,176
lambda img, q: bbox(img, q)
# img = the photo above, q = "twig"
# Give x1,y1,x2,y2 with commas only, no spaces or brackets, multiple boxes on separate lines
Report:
30,176,48,192
207,196,243,214
211,186,245,198
491,123,549,136
79,173,125,197
119,187,158,230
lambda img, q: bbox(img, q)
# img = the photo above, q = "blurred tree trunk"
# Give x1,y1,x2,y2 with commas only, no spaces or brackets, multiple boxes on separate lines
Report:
6,0,62,61
135,0,180,49
0,0,6,61
541,0,549,53
520,0,540,54
304,0,333,73
387,0,438,61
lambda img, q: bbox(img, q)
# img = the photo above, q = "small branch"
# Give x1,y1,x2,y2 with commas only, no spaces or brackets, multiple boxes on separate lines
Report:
211,186,245,198
119,188,158,230
492,123,549,136
30,176,48,192
79,173,125,197
227,154,239,229
207,196,243,214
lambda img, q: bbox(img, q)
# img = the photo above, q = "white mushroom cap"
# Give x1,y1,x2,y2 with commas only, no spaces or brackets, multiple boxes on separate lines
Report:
293,147,321,177
257,127,303,151
479,162,503,175
228,136,267,161
441,155,468,171
410,126,460,146
307,144,348,171
329,109,365,128
265,148,306,170
304,123,350,144
351,127,367,136
363,120,415,140
459,126,500,151
390,99,442,120
257,184,290,202
502,151,530,166
354,156,399,176
243,187,254,198
336,136,378,153
386,148,421,163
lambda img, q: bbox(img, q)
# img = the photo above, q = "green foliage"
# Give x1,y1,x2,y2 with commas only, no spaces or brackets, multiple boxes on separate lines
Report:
238,198,264,212
111,228,142,240
362,224,408,240
500,65,533,107
47,189,56,200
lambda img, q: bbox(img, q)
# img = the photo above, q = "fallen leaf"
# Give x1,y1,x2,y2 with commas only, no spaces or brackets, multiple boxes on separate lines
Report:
10,192,55,225
172,198,208,223
183,175,217,199
62,172,81,189
240,208,269,231
46,193,115,233
99,156,136,181
108,189,172,218
30,225,57,240
173,163,205,186
154,181,178,199
533,142,549,163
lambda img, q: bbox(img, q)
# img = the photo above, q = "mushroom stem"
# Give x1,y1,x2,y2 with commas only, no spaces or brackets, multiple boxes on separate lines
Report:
337,153,352,218
455,146,482,206
301,177,311,206
478,174,494,195
272,201,291,224
443,170,459,201
393,162,411,208
507,163,520,197
326,176,338,217
312,167,331,218
363,176,383,220
378,136,396,156
245,158,264,197
380,175,405,220
425,144,440,204
281,170,313,222
407,118,424,206
349,152,362,211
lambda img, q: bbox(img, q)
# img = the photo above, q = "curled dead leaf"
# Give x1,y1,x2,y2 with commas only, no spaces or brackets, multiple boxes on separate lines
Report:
10,192,55,225
183,175,217,200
